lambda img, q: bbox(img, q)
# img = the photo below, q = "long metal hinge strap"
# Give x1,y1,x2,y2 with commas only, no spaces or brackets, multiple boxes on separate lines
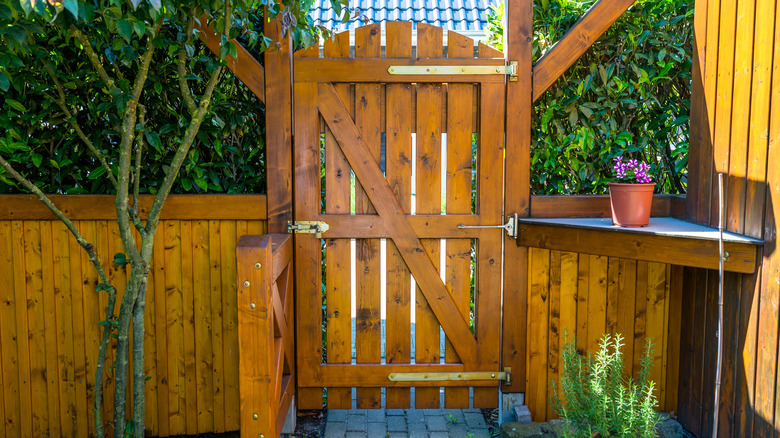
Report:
388,61,517,79
457,213,519,239
387,369,511,385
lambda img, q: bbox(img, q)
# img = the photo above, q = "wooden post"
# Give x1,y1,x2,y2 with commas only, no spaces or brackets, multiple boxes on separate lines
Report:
501,0,532,395
264,16,294,234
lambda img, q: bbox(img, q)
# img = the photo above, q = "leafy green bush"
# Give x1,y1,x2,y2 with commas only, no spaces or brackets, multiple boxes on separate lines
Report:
487,0,692,194
551,333,660,438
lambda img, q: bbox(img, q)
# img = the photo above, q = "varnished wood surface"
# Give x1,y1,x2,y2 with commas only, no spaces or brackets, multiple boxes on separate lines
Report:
0,194,267,220
0,218,265,437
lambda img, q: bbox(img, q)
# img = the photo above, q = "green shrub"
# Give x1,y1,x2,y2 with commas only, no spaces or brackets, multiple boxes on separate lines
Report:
550,332,660,438
487,0,692,195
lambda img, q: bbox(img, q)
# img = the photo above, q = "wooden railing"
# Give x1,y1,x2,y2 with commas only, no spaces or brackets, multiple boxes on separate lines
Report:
236,234,295,438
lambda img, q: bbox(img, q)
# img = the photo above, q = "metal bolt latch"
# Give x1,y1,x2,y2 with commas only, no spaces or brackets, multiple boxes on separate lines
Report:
458,213,519,239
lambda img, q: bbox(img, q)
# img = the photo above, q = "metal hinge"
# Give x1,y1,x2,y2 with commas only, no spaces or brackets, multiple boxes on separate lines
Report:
457,213,519,239
388,368,511,385
287,220,329,238
389,61,518,81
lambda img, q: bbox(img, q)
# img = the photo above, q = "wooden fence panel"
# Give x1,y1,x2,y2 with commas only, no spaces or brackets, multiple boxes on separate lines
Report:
0,195,267,437
524,250,678,422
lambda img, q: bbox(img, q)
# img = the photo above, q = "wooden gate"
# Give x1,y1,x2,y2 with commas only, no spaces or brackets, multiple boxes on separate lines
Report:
292,22,512,410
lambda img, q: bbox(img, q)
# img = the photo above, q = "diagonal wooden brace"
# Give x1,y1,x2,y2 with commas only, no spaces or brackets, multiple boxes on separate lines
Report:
317,82,478,365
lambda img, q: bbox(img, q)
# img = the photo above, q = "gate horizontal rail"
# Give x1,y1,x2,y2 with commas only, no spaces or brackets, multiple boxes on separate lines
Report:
236,234,294,438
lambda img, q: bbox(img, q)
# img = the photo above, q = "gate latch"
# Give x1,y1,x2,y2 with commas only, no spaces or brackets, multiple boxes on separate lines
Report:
457,213,519,239
387,368,511,385
287,220,329,238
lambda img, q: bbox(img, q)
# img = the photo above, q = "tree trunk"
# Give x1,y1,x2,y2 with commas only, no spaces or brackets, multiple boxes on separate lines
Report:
132,275,148,438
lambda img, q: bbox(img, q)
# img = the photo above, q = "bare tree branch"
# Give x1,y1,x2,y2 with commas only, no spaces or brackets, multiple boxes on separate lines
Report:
70,26,117,90
44,63,119,189
177,9,198,115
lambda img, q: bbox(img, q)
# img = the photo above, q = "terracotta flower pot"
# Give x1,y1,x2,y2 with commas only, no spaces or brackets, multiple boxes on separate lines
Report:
608,182,656,227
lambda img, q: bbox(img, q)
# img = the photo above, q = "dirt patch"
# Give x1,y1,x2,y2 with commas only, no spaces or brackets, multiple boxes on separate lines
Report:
291,409,326,437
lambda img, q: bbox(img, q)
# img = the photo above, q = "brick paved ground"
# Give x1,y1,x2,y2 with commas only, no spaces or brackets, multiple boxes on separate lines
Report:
324,407,491,438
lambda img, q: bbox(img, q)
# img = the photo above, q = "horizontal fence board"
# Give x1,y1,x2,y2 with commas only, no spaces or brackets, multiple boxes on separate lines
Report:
0,195,268,220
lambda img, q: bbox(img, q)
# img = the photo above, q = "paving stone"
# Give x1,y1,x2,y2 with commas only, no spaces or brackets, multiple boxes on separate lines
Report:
407,420,428,435
387,415,407,432
423,408,444,416
344,432,367,438
465,412,487,429
443,410,465,424
324,421,346,438
405,409,425,423
428,432,451,438
425,414,448,431
366,408,386,422
467,428,492,438
447,421,470,436
387,433,409,438
345,414,366,432
366,421,387,436
387,409,406,416
408,431,428,438
328,409,348,422
463,408,482,413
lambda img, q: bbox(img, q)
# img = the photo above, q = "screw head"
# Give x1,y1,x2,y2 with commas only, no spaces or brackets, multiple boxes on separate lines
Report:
243,281,250,287
491,374,496,378
253,413,258,420
249,302,256,309
255,263,262,269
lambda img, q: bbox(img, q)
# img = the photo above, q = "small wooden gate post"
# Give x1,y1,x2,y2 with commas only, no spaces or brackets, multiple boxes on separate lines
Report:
236,234,295,438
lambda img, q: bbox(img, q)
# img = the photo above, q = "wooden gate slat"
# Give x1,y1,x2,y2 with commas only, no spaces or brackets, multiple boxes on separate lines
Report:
473,56,505,406
443,29,475,409
294,81,326,409
384,20,414,410
323,30,354,410
354,23,383,409
317,82,477,365
415,22,445,409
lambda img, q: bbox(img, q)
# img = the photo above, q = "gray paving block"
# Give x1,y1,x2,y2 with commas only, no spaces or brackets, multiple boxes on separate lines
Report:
428,433,450,438
425,414,448,431
387,433,409,438
466,428,492,438
344,432,367,438
408,432,428,438
387,415,407,432
405,409,425,423
366,408,386,422
367,421,387,436
328,409,348,422
423,408,443,416
407,420,427,434
463,408,482,413
447,422,470,436
325,421,346,438
464,412,487,429
387,408,406,416
442,410,465,423
345,414,367,432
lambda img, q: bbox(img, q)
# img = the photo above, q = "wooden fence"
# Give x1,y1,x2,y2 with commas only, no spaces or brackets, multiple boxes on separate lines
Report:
679,0,780,436
0,195,267,438
236,234,295,438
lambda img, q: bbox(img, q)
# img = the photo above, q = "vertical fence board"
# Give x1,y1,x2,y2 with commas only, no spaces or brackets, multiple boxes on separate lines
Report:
207,220,225,431
353,22,383,410
414,22,444,410
617,259,637,377
163,220,185,434
0,222,20,437
152,224,170,437
546,251,561,420
193,220,215,432
24,221,48,437
220,220,240,428
646,262,667,403
40,221,61,438
527,248,550,420
384,20,414,410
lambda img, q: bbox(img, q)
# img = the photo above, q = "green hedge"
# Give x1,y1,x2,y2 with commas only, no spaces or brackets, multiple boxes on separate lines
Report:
487,0,692,194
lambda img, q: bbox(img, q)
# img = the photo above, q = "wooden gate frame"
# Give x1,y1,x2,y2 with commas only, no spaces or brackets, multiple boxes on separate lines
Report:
199,0,640,416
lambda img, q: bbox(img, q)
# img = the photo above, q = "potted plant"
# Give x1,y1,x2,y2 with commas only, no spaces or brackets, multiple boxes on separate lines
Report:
609,156,655,227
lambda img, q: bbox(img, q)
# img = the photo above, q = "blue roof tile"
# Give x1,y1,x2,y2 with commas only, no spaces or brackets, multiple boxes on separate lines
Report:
310,0,490,31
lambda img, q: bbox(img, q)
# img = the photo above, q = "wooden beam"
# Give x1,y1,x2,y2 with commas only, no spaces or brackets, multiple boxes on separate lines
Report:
501,0,533,394
196,17,265,103
264,17,294,233
0,194,267,220
515,219,760,274
532,0,637,101
299,364,503,388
